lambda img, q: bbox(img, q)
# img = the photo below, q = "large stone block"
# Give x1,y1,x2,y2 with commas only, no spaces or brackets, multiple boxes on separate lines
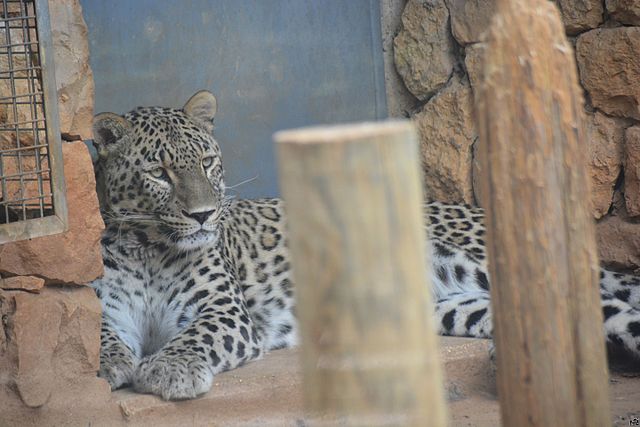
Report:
48,0,95,140
443,0,601,42
624,126,640,217
606,0,640,25
555,0,603,34
585,111,625,219
0,142,105,285
464,43,485,95
0,286,108,409
596,212,640,270
576,28,640,120
445,0,495,45
380,0,419,117
393,0,456,101
413,76,476,204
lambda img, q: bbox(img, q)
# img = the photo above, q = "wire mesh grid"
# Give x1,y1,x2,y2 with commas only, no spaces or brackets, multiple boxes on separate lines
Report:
0,0,54,225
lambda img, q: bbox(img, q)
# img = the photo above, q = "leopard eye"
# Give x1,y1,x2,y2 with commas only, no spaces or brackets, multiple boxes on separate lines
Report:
202,156,214,168
149,167,170,182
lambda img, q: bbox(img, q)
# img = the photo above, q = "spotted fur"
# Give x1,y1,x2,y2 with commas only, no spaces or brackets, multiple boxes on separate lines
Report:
426,203,640,361
91,91,640,400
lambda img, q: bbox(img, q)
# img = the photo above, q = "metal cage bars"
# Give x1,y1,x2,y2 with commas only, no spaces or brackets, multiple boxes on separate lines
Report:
0,0,67,243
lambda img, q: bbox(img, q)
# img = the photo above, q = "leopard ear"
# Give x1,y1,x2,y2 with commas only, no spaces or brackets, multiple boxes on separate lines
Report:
183,90,217,133
92,112,132,158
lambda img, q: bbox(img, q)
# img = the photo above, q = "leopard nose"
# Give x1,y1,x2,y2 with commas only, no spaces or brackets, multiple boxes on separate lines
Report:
182,209,215,225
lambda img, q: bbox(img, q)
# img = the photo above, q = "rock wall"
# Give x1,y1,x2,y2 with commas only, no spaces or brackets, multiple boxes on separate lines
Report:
48,0,95,141
0,0,107,418
389,0,640,271
0,141,104,285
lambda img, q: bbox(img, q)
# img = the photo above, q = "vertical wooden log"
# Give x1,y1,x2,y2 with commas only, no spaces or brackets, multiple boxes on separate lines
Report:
276,121,447,426
476,0,610,426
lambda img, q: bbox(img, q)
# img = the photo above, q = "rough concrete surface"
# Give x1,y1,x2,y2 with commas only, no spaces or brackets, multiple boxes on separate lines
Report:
1,337,638,426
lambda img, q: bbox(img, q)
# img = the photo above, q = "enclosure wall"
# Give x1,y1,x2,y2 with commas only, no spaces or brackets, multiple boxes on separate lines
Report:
385,0,640,272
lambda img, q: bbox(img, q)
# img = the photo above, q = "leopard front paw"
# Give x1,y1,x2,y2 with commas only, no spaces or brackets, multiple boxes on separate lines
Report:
99,354,137,390
133,353,214,400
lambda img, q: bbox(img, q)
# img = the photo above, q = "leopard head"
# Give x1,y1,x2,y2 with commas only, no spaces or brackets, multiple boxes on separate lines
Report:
93,91,228,251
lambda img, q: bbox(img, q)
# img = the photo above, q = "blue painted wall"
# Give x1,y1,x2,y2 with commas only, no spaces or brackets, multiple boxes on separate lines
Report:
81,0,387,198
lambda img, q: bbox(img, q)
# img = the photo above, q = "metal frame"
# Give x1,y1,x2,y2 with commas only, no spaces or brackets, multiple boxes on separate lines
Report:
0,0,67,243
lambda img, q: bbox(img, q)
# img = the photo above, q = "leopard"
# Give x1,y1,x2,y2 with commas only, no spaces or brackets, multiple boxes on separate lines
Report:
90,90,640,401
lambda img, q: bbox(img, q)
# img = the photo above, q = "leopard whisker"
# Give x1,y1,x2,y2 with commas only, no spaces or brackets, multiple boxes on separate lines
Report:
225,175,258,190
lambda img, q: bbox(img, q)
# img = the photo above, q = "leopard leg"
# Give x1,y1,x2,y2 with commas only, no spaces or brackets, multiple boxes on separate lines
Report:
98,319,139,390
133,293,264,400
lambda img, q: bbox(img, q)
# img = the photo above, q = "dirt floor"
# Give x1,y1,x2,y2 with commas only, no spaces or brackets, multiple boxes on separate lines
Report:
2,337,639,426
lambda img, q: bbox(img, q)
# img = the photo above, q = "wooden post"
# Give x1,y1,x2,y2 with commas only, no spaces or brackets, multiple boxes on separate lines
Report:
475,0,611,426
275,121,447,426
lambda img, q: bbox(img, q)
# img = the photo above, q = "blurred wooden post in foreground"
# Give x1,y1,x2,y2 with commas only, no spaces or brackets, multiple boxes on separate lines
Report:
276,122,447,426
475,0,610,425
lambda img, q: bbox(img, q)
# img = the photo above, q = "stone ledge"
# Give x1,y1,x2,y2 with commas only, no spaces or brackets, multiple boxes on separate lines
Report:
2,337,638,426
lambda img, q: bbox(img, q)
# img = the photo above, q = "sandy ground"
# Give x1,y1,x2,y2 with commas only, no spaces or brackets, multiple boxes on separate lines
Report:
1,337,638,426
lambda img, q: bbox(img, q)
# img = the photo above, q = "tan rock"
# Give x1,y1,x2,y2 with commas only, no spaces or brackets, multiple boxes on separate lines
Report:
555,0,603,34
413,76,476,204
380,0,419,117
464,43,485,95
393,0,456,100
48,0,95,140
596,212,640,270
585,112,625,219
0,286,107,409
0,276,45,292
0,142,105,285
576,28,640,120
606,0,640,25
624,126,640,216
445,0,495,45
13,291,62,407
